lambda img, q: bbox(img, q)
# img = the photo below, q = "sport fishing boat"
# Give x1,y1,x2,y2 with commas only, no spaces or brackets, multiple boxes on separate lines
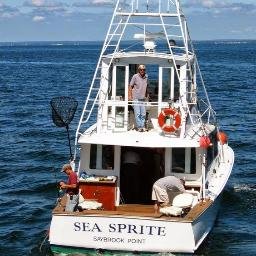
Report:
49,0,234,254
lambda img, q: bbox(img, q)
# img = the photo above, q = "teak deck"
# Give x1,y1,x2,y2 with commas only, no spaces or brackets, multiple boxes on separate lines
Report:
52,195,213,223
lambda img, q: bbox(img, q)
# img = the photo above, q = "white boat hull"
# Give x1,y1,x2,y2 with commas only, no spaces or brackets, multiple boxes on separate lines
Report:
50,197,221,254
193,196,221,250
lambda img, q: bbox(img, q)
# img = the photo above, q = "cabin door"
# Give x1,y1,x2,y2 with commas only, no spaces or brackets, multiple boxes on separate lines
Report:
120,147,164,204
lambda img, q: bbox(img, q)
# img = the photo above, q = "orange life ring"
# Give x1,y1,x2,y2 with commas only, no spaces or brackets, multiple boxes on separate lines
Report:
158,108,181,133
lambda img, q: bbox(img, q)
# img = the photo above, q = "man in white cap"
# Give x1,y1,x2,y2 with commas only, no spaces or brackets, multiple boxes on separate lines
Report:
59,163,79,212
128,64,148,132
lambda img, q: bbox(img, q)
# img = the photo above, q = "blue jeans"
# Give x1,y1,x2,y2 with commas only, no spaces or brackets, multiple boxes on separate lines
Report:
65,194,79,212
133,99,146,128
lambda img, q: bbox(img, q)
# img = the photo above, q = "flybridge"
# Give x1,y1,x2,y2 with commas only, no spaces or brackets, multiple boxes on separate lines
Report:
74,0,202,142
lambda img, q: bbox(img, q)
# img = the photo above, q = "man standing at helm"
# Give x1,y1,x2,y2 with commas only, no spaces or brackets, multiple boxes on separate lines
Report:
128,64,148,132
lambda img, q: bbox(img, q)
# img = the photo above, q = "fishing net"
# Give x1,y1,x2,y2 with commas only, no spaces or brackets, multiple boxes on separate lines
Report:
50,96,78,127
50,96,78,160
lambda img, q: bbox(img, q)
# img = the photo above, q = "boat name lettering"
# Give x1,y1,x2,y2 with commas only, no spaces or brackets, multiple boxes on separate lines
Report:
73,222,166,236
109,223,166,236
74,222,102,232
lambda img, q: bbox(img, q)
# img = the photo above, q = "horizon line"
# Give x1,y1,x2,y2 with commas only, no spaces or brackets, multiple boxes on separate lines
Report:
0,38,255,44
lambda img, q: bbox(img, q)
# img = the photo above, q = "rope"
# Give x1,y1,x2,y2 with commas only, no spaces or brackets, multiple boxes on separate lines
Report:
39,230,49,253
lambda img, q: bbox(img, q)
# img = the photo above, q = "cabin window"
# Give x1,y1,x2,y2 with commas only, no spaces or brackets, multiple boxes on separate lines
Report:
115,66,125,100
129,64,137,81
108,64,113,100
146,65,159,103
161,66,180,102
162,68,171,101
173,66,180,101
171,148,196,174
107,106,112,129
172,148,185,173
186,64,195,103
190,148,196,174
89,144,97,169
90,144,114,170
148,80,158,102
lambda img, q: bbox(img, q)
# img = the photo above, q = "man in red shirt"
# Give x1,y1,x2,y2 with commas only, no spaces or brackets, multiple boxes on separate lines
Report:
60,163,79,212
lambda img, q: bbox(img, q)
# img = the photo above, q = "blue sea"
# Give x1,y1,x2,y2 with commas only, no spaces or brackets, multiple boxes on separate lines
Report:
0,40,255,256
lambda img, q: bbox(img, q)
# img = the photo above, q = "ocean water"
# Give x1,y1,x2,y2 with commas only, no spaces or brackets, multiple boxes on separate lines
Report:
0,40,255,256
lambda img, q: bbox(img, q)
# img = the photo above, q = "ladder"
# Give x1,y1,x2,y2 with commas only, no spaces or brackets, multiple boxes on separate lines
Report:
75,2,131,140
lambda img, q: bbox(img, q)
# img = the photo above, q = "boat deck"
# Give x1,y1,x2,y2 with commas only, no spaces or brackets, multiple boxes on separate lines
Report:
52,196,213,223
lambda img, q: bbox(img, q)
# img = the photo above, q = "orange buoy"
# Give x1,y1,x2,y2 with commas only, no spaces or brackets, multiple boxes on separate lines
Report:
199,136,211,148
217,131,228,145
158,108,181,133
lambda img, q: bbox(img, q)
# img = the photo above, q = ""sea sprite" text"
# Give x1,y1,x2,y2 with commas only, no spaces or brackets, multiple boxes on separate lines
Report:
74,222,166,236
